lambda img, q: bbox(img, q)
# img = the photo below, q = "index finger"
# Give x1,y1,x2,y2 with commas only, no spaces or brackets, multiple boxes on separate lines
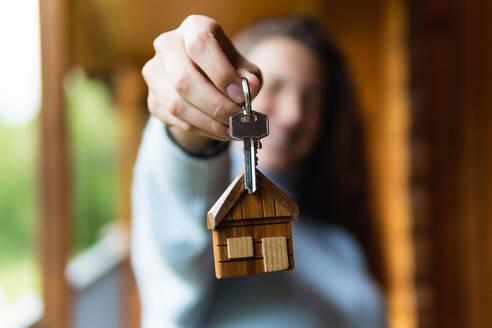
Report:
181,16,261,103
153,34,241,125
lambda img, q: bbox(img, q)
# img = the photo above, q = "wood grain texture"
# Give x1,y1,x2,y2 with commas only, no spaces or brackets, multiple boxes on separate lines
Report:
261,189,276,217
241,191,263,218
218,217,291,229
208,169,299,229
216,256,294,279
227,236,254,259
262,237,289,272
275,200,290,217
231,197,244,220
212,230,223,277
226,189,280,221
216,238,294,262
214,222,292,245
257,170,299,219
207,169,244,229
212,221,295,278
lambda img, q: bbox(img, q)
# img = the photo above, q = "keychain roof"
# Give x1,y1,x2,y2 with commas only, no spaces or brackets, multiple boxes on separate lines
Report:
207,168,299,230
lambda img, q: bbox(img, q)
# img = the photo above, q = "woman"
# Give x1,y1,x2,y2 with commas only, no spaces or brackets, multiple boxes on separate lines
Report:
133,15,386,327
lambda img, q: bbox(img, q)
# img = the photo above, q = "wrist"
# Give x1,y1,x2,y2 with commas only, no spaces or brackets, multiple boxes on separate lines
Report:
168,126,214,152
166,126,230,158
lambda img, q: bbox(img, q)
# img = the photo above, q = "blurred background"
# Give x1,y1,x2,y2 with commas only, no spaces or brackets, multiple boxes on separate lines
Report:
1,0,491,327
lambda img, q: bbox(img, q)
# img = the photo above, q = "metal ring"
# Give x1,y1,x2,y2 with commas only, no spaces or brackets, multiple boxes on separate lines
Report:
241,77,252,117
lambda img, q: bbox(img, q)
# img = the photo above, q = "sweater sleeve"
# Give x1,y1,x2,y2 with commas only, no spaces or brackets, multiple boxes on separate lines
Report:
130,117,231,328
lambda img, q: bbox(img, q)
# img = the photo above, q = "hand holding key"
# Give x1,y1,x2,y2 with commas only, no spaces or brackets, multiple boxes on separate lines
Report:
141,15,262,152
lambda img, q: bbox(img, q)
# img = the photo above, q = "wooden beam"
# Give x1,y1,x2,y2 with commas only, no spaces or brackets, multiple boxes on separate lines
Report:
114,64,146,328
38,0,72,327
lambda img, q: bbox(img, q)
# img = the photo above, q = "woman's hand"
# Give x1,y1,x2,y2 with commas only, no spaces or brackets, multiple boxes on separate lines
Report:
142,15,262,152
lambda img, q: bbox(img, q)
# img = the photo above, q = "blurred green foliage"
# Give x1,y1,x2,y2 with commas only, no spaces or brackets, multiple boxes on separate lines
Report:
0,118,37,262
0,103,38,302
66,68,117,253
0,68,116,301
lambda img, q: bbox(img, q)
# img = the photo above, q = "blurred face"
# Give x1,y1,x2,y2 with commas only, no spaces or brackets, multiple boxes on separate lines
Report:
247,37,325,172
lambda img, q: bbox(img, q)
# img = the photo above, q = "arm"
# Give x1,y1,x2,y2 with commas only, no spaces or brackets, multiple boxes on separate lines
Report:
131,117,230,327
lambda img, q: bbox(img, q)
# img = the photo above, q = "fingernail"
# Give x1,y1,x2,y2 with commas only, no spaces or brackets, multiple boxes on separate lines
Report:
238,69,255,81
237,69,261,95
226,83,244,103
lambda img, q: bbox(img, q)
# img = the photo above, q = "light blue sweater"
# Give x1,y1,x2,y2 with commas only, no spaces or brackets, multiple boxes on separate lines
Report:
131,117,386,328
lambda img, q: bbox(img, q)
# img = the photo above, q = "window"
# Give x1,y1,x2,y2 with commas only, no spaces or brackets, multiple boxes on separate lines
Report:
261,237,288,272
226,236,254,259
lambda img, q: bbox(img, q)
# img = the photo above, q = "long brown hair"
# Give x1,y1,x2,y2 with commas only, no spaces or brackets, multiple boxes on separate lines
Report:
235,16,385,285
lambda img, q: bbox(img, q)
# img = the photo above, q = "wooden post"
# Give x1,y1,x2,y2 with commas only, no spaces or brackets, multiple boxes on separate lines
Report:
38,0,71,327
377,1,416,327
114,65,146,328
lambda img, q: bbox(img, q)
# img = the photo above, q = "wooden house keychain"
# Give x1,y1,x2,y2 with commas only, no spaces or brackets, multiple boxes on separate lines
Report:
207,78,299,279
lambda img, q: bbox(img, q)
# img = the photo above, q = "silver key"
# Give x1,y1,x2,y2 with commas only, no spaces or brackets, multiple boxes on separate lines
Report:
229,78,269,193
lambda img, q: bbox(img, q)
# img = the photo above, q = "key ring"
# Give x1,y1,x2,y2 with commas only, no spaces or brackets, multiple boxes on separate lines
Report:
241,77,252,118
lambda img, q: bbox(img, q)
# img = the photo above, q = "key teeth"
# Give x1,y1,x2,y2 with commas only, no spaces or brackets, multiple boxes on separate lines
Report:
254,140,259,168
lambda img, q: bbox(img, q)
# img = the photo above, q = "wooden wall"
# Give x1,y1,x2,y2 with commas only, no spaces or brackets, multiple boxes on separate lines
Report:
410,1,492,327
